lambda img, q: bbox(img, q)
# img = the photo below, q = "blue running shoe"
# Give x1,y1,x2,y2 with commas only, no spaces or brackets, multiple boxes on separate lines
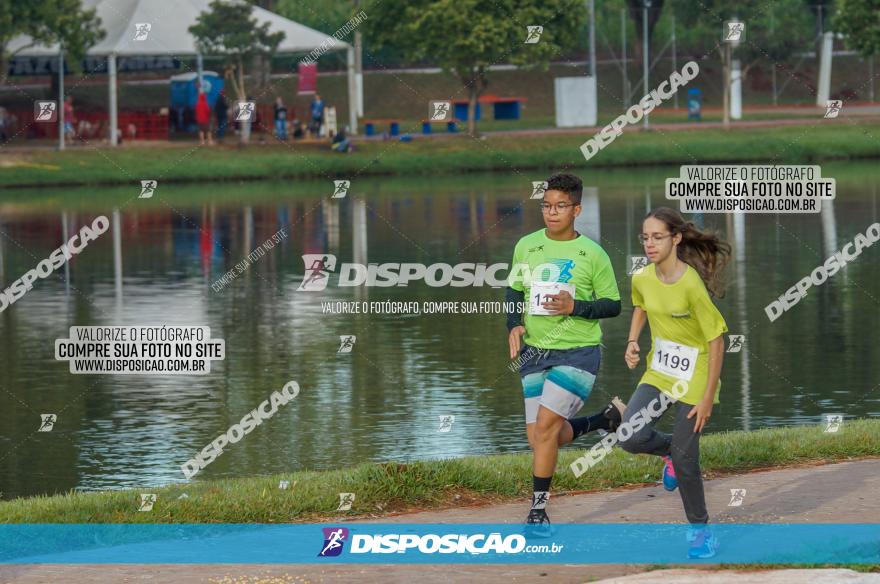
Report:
662,455,678,491
688,527,719,559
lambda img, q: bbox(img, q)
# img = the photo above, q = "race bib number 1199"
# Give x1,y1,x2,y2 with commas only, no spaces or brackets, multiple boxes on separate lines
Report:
650,337,698,381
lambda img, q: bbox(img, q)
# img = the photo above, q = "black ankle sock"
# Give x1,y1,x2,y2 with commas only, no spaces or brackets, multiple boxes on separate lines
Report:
569,411,612,439
532,475,552,493
532,475,552,510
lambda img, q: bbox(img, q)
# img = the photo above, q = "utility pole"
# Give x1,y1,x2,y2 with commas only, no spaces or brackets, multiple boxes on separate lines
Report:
770,10,777,105
642,0,651,130
621,8,628,108
588,0,596,78
671,12,678,109
354,0,363,119
58,50,65,151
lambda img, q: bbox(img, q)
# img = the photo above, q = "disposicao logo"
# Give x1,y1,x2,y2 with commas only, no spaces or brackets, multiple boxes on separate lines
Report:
319,527,349,557
297,255,574,290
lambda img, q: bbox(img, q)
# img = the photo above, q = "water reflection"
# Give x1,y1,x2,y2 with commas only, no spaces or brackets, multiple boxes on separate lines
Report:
729,212,752,431
1,164,879,499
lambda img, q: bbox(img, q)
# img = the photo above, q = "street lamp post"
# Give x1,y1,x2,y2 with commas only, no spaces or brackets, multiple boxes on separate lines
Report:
642,0,651,130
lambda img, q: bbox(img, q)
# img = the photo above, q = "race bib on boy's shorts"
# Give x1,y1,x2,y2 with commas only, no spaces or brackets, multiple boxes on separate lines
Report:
528,282,576,316
650,337,698,381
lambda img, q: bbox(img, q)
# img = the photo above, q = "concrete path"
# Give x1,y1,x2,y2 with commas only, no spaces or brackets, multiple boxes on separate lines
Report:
2,458,878,584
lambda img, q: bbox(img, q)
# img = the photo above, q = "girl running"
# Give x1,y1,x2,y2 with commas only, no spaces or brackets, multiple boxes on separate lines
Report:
619,207,730,559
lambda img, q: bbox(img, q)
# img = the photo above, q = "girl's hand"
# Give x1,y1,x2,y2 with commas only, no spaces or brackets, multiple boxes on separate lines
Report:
624,341,640,369
687,398,714,433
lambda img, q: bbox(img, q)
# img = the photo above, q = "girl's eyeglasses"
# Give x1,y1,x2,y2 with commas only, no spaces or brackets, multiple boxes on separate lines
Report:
638,233,673,244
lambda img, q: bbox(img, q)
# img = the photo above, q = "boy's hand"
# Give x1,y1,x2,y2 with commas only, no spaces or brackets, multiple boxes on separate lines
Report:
508,325,526,359
625,341,640,369
542,291,574,315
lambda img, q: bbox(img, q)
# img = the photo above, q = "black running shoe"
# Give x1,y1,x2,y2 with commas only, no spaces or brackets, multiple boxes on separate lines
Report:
603,396,627,432
524,507,553,538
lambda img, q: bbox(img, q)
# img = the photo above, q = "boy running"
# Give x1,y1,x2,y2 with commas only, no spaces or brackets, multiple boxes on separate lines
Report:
506,172,626,535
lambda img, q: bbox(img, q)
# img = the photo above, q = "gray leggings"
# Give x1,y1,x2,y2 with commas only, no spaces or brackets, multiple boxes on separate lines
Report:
618,383,708,524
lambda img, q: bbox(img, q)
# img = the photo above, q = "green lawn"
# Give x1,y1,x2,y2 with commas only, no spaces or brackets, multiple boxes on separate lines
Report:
2,419,878,523
3,121,880,188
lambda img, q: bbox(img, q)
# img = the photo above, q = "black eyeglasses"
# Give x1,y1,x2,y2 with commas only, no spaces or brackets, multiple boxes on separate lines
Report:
540,202,577,212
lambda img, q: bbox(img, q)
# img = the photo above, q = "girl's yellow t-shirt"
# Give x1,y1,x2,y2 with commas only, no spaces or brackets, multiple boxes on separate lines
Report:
631,263,728,406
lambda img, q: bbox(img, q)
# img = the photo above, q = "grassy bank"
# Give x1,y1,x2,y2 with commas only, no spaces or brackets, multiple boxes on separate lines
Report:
2,122,880,188
2,419,879,523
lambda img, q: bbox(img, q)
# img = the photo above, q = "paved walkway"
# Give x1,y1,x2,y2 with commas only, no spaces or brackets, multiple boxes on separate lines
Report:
2,458,879,583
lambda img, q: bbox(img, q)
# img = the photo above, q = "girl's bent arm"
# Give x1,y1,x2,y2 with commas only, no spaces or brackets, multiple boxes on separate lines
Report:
703,335,724,403
628,307,647,341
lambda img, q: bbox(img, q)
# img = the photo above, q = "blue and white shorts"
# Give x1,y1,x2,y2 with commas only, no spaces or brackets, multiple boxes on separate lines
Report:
519,344,601,424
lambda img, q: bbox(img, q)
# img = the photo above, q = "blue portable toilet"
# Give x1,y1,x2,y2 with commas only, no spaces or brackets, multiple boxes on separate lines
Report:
170,71,224,132
687,88,702,121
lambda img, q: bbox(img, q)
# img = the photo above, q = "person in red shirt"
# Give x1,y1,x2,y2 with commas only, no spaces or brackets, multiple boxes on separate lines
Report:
195,90,213,145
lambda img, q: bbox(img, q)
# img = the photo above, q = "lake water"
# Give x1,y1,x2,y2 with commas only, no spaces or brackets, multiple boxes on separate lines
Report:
1,163,879,500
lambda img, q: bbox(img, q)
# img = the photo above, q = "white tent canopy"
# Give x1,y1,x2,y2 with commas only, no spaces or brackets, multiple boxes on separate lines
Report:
10,0,358,144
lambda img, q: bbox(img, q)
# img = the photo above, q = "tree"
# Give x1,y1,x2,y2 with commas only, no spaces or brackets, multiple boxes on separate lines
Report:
189,0,284,142
834,0,880,58
276,0,408,67
672,0,813,127
363,0,584,136
0,0,104,88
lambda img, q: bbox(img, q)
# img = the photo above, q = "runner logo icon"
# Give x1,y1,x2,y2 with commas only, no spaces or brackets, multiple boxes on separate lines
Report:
628,256,649,275
235,102,255,121
139,180,157,199
824,414,843,433
525,26,543,44
724,22,745,42
530,181,548,199
728,488,747,506
332,180,350,198
430,101,451,121
726,334,745,353
824,100,843,119
319,527,349,557
35,101,57,122
338,335,356,353
134,23,151,41
38,414,57,432
298,254,337,291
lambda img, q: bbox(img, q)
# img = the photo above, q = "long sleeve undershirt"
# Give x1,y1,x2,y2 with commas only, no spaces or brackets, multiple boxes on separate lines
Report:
505,287,621,332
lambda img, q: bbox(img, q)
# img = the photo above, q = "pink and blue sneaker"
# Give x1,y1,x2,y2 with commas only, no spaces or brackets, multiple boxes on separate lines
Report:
662,455,678,491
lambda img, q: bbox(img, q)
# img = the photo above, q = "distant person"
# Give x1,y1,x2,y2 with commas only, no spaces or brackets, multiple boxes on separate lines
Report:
195,90,213,145
63,96,76,145
0,106,9,142
273,96,288,141
331,125,352,153
215,90,228,142
292,118,304,139
310,93,324,137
